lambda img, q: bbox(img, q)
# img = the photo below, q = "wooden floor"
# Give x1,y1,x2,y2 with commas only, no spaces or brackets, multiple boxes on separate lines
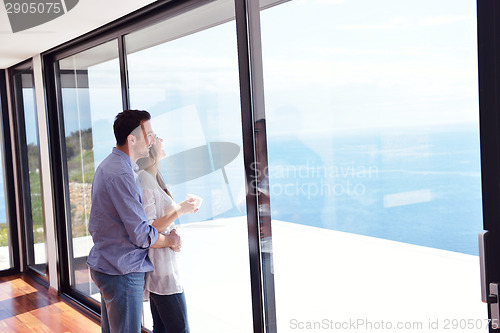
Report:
0,274,100,332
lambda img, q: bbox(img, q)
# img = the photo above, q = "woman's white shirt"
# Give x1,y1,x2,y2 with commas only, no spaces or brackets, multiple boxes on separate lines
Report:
138,170,183,297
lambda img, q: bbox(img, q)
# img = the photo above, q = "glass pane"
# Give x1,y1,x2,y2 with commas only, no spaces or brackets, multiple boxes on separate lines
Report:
260,0,485,331
58,39,121,298
0,89,12,271
126,1,253,331
13,68,47,275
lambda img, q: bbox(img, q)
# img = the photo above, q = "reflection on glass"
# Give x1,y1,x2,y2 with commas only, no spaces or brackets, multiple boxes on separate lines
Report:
13,69,47,275
254,118,276,332
126,1,252,331
260,0,484,331
58,39,121,298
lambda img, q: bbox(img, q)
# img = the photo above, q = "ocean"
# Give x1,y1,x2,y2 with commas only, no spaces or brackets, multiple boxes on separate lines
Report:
0,124,482,257
265,124,483,256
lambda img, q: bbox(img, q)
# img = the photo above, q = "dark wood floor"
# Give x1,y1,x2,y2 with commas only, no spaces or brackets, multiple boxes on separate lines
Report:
0,274,100,332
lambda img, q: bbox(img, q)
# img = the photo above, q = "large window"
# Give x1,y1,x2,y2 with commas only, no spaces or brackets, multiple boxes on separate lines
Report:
0,147,10,271
46,0,488,331
57,40,122,298
125,1,252,331
0,73,14,272
259,0,485,330
11,63,47,276
54,1,253,331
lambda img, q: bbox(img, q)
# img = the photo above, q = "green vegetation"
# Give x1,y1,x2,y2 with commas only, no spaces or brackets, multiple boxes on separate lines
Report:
0,169,44,246
22,128,95,246
67,149,95,183
27,143,40,172
66,128,95,183
66,129,93,165
30,170,44,244
66,129,95,238
0,130,96,247
0,224,8,247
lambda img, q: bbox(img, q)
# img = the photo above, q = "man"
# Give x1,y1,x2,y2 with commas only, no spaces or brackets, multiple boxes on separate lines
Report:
87,109,181,332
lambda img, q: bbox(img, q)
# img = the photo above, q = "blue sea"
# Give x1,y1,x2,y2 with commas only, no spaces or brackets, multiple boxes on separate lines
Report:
0,123,481,257
167,124,482,256
264,124,483,256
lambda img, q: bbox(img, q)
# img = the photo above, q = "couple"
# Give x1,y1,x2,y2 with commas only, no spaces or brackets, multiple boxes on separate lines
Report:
87,110,198,333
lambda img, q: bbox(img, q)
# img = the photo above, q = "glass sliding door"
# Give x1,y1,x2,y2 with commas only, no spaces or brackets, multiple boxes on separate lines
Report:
0,132,10,271
0,71,16,273
56,39,122,299
125,0,252,331
11,63,47,277
259,0,485,331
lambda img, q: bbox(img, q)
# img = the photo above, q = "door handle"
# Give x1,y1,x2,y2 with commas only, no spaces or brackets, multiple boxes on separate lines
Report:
479,231,500,329
479,231,488,302
490,283,500,329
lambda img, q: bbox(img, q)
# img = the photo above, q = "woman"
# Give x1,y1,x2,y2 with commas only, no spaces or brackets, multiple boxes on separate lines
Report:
137,135,198,333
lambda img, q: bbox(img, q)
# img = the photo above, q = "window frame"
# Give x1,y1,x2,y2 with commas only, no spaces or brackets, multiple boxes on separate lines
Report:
42,0,268,331
476,0,500,328
0,69,20,277
8,60,49,284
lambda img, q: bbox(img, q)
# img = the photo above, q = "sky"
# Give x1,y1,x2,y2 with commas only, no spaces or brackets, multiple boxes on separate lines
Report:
260,0,478,135
59,0,479,140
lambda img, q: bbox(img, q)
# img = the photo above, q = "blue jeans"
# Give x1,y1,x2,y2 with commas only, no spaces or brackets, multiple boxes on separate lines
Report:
90,269,145,333
150,292,189,333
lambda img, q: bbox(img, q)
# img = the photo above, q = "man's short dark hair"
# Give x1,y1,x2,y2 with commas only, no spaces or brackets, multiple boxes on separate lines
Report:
113,109,151,146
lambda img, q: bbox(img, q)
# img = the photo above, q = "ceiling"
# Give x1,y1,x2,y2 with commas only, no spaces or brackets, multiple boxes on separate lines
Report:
0,0,158,69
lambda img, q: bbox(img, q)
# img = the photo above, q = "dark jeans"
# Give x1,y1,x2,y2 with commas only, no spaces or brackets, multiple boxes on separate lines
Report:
150,291,189,333
90,269,145,333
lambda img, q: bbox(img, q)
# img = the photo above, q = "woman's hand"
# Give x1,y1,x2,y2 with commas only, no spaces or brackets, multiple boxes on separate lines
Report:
176,198,198,215
168,229,182,252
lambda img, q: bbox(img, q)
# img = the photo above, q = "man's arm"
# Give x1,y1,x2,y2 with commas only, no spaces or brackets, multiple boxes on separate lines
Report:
107,174,159,248
151,229,181,250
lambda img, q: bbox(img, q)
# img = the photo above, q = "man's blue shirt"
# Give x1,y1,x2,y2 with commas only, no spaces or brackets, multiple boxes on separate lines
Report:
87,148,159,275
